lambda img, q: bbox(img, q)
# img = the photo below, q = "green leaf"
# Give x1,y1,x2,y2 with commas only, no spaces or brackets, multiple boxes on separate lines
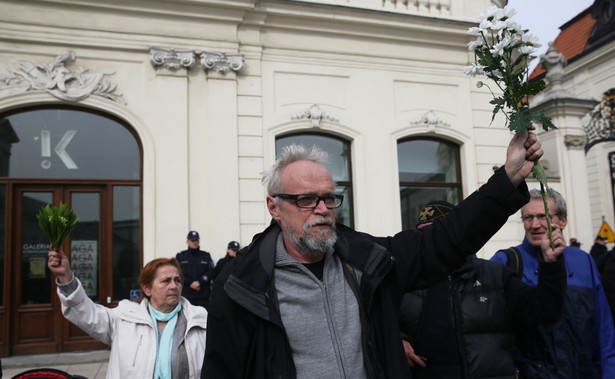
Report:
531,112,557,132
509,110,532,134
524,80,546,96
36,205,53,240
532,161,548,186
489,97,505,126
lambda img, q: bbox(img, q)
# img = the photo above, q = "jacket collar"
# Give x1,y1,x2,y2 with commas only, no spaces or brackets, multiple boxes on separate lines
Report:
224,222,393,323
521,237,542,257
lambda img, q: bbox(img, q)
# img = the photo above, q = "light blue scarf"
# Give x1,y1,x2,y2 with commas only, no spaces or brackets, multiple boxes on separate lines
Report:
148,302,182,379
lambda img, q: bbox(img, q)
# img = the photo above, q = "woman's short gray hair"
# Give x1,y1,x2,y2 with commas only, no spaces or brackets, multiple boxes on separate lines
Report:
261,144,331,196
528,188,567,218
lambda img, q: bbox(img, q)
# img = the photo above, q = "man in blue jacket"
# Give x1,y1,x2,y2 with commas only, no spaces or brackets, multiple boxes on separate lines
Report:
492,188,615,378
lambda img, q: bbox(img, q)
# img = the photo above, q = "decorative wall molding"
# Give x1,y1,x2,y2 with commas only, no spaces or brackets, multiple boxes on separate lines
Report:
564,134,587,150
149,48,196,71
0,51,125,104
292,0,454,17
410,110,451,133
199,52,245,75
291,104,340,128
149,48,245,75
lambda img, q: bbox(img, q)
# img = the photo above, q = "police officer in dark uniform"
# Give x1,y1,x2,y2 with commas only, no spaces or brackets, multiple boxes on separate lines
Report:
212,241,240,283
175,231,215,309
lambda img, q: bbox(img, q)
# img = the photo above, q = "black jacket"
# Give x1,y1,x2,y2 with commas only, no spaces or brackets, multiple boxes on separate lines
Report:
202,167,528,379
212,254,234,283
400,255,566,379
602,255,615,327
590,243,614,273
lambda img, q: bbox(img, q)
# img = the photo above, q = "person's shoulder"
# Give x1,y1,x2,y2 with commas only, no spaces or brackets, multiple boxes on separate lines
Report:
479,258,503,269
335,223,362,237
115,298,145,316
475,258,510,283
490,249,509,263
181,297,208,317
117,298,141,309
480,256,524,275
335,223,379,246
563,247,600,276
563,246,592,261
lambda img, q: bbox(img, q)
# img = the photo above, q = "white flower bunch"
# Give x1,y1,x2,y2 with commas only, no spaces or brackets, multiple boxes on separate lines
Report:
465,5,558,249
465,6,540,76
464,5,554,136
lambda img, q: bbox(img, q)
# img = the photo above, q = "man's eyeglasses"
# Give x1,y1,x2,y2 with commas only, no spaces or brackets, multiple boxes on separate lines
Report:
273,193,344,209
521,213,558,223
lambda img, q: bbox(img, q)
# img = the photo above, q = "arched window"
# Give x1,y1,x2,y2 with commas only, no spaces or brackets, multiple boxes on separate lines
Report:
276,133,353,227
0,108,140,179
397,137,462,229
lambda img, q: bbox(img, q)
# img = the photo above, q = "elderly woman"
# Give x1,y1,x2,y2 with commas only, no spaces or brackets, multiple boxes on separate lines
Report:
48,250,207,378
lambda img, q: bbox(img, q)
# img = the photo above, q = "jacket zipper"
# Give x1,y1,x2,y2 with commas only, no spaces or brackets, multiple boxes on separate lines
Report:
132,334,143,367
451,276,471,378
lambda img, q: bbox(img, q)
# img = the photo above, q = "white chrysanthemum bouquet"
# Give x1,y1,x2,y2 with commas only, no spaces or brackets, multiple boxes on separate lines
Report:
465,5,558,248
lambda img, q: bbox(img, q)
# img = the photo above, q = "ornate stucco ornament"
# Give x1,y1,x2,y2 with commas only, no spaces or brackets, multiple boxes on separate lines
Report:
0,51,125,103
410,110,451,132
149,48,196,71
291,104,340,128
584,89,615,151
539,42,571,100
199,52,244,75
564,134,587,150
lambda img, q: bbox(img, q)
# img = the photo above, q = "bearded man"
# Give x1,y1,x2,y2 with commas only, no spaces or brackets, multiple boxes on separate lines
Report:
203,133,543,379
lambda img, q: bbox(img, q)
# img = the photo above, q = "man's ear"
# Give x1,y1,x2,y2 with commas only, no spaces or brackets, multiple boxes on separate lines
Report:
267,195,281,222
558,215,568,230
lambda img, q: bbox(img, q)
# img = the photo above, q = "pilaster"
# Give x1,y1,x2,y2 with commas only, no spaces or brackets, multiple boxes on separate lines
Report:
153,68,191,255
206,70,241,247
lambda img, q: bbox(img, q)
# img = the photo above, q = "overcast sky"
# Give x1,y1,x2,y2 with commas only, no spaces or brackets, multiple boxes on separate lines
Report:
506,0,594,71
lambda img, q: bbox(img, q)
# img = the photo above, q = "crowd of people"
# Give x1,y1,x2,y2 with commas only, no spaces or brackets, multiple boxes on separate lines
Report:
45,130,615,378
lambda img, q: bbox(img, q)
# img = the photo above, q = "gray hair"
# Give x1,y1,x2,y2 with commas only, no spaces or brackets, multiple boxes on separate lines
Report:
528,188,567,218
261,144,331,196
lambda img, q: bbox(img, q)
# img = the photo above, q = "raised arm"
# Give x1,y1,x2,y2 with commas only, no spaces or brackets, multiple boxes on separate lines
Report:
48,248,116,345
374,131,542,291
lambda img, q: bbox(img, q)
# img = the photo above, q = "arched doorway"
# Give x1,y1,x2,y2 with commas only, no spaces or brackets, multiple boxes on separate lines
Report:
0,106,142,356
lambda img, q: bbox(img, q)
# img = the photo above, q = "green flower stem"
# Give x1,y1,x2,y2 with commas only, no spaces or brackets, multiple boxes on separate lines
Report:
534,161,555,251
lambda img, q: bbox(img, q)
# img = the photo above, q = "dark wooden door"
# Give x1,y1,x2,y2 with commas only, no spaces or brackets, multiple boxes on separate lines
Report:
10,185,108,355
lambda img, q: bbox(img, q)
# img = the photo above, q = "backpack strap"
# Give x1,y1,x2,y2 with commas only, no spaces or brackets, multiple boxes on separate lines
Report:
504,246,523,277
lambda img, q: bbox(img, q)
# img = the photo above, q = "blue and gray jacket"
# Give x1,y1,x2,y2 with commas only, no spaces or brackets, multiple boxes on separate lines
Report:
492,239,615,379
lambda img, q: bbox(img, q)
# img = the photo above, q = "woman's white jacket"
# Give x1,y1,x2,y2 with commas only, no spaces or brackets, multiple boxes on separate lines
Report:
57,278,207,378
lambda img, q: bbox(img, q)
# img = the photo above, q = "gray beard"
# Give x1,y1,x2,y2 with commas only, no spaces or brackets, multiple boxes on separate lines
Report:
282,216,337,259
